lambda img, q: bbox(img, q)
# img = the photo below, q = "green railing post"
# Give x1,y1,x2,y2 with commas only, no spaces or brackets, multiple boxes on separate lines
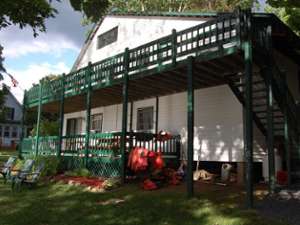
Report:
172,29,177,65
35,82,43,156
58,73,65,158
19,90,27,159
155,96,159,151
129,101,134,151
187,56,194,198
85,62,92,168
265,25,276,195
243,10,253,209
121,48,129,184
283,74,291,187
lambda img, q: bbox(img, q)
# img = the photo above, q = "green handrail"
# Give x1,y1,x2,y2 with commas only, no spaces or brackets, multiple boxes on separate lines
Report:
25,13,239,108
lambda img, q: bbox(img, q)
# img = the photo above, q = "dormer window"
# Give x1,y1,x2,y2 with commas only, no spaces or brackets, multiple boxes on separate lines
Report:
97,26,118,50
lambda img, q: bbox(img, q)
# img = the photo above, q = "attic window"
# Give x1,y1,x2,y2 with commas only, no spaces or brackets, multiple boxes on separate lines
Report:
97,26,118,49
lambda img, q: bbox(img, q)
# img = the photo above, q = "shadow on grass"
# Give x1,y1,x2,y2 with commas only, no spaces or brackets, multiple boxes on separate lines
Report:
0,182,289,225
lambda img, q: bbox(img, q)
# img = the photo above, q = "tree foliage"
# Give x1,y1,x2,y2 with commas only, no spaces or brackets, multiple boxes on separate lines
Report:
109,0,257,13
266,0,300,35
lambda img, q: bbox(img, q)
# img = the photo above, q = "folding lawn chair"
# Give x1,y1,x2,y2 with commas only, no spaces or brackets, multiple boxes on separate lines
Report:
12,161,45,191
10,159,35,190
0,156,17,183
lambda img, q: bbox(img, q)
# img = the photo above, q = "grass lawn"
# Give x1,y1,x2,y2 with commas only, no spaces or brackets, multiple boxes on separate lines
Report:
0,151,290,225
0,181,290,225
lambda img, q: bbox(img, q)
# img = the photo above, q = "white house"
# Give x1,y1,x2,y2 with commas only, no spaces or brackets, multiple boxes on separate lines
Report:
22,11,300,187
60,12,300,182
0,88,23,149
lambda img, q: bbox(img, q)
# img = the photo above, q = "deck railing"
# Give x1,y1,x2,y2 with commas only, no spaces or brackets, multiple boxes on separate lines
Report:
21,132,181,159
25,13,239,108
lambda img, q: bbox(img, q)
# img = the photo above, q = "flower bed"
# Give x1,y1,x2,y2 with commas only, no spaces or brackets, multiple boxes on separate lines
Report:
53,174,104,188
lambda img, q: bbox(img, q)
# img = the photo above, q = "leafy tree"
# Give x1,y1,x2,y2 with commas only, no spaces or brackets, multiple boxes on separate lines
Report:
0,44,8,121
266,0,300,35
109,0,257,13
30,120,60,136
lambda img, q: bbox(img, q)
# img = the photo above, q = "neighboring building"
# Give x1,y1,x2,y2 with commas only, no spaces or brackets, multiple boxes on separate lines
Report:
22,10,300,190
0,90,22,149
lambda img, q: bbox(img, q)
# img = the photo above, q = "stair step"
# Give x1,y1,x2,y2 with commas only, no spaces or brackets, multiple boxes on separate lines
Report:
253,109,281,114
252,95,267,100
234,80,265,88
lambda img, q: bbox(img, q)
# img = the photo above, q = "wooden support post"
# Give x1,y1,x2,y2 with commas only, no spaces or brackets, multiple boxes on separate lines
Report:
243,10,253,209
85,63,92,168
121,48,129,184
35,82,43,157
187,56,194,198
58,73,65,158
19,90,27,159
155,96,159,151
172,29,177,66
129,101,133,151
265,26,275,194
283,75,291,187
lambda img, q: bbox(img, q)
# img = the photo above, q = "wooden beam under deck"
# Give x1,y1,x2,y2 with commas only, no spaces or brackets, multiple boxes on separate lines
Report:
33,52,244,114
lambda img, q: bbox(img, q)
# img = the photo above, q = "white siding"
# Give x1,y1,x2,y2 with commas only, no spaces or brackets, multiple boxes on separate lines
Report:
63,85,268,162
0,92,23,147
4,93,22,121
76,16,208,69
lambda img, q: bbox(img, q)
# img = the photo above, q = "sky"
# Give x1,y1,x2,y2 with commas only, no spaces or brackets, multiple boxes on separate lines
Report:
0,1,90,103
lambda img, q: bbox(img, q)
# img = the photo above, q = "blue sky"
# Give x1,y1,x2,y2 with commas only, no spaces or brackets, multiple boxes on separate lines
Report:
0,1,267,102
0,1,90,102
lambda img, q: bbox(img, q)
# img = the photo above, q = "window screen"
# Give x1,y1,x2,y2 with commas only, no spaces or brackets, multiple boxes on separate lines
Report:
90,113,103,133
5,107,14,120
4,126,10,137
66,118,83,135
136,107,154,131
97,26,118,49
12,126,18,138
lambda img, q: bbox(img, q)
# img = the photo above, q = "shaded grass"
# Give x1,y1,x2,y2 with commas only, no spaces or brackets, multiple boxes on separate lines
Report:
0,150,291,225
0,181,290,225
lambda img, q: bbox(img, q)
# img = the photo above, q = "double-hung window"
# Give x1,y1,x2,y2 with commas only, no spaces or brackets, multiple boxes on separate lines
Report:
90,113,103,133
136,107,154,132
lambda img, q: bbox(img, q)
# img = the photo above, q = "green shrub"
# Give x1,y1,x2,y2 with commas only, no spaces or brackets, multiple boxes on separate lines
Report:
13,158,24,170
34,156,60,177
65,168,91,177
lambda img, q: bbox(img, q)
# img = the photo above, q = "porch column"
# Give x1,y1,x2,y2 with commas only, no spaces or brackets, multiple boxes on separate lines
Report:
35,82,43,156
265,26,275,195
84,62,92,167
58,73,65,157
187,56,194,197
121,48,129,184
19,90,27,158
129,101,134,151
283,75,291,187
155,96,159,151
243,10,254,208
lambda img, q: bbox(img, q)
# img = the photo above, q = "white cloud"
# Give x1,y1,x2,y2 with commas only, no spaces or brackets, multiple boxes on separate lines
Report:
0,0,89,59
3,34,80,58
2,62,70,102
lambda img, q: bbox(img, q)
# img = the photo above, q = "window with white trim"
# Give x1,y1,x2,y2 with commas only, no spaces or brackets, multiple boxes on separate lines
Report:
136,107,154,132
4,126,10,137
66,118,83,135
90,113,103,133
